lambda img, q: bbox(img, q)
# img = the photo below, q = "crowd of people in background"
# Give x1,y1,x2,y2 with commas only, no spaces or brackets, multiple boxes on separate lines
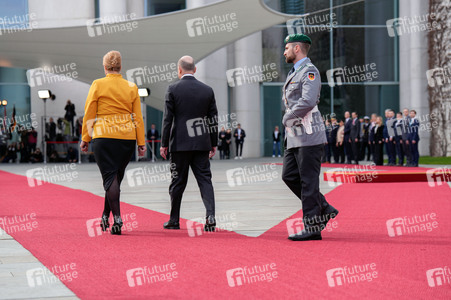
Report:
324,108,420,167
0,125,42,163
0,99,80,163
1,105,421,166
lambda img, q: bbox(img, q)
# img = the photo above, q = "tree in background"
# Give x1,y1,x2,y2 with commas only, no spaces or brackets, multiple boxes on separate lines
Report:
428,0,451,156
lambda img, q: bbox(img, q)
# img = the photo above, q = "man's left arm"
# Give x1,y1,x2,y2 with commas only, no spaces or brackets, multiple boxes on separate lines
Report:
208,89,218,148
282,68,320,126
356,120,361,141
161,88,174,148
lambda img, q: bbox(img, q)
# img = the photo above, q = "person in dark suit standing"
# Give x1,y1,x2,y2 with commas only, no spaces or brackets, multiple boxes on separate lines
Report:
281,34,338,241
343,111,353,164
323,119,332,163
160,56,218,231
233,124,246,159
147,123,159,161
402,108,412,166
64,100,76,137
359,116,371,161
394,112,405,166
218,126,227,160
368,113,377,163
350,112,360,164
384,109,396,166
330,117,339,163
408,110,420,167
373,116,385,166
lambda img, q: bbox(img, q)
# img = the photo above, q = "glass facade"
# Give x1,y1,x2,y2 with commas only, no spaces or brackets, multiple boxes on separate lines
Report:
261,0,399,156
0,0,30,125
146,0,186,16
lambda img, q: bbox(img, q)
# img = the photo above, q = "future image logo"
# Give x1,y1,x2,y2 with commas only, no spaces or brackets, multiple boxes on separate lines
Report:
426,67,451,87
326,63,378,87
226,263,278,287
226,63,278,87
226,164,278,187
426,267,451,287
386,213,438,237
326,263,378,287
126,263,178,287
186,13,238,38
86,13,138,37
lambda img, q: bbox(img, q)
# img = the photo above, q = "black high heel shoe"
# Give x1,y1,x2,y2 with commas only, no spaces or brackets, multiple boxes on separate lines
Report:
111,216,123,235
100,214,110,232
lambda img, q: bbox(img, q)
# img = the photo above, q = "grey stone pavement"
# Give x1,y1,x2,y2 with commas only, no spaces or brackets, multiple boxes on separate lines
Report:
0,157,448,299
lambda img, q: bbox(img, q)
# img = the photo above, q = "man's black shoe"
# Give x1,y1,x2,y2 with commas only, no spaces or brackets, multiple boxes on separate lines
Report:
288,230,322,241
321,205,339,231
163,220,180,229
204,215,216,232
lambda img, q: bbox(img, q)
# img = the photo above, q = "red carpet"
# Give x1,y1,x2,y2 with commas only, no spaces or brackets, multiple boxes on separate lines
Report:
1,170,450,299
321,164,451,183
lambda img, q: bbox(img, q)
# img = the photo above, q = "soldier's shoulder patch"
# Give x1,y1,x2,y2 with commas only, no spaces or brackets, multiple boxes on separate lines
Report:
308,72,315,81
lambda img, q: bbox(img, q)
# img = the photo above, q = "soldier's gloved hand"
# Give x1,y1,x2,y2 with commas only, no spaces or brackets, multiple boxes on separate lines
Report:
283,112,301,127
283,114,302,128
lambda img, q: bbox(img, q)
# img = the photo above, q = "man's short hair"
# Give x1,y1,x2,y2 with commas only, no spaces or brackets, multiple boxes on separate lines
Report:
179,58,195,71
294,42,310,55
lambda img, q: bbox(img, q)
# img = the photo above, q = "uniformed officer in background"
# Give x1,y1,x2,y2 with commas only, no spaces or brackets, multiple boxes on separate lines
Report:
281,34,339,241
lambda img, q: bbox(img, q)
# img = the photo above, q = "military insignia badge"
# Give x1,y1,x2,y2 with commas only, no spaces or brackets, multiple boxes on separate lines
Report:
308,73,315,81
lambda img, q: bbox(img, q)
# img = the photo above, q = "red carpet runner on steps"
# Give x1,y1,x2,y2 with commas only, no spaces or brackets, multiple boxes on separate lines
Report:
0,170,450,299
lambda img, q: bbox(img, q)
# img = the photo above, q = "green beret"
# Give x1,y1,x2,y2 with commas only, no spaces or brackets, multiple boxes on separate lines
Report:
284,34,312,45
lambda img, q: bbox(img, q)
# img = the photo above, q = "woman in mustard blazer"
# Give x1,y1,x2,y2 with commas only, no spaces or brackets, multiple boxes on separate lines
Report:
80,50,146,235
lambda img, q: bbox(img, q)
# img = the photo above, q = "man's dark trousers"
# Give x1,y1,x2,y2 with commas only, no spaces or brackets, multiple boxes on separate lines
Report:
169,151,215,221
282,144,327,229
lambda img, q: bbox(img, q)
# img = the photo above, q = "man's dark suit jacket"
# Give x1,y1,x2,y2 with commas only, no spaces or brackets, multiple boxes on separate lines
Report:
272,131,281,142
344,118,352,139
147,129,159,140
234,129,246,141
374,125,385,143
350,118,361,141
162,76,218,152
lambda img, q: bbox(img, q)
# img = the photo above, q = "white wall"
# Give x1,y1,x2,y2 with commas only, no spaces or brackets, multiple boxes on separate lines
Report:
399,0,430,155
187,0,262,157
28,0,94,146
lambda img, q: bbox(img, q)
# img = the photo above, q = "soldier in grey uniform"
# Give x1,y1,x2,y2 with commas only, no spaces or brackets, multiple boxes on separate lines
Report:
281,34,339,241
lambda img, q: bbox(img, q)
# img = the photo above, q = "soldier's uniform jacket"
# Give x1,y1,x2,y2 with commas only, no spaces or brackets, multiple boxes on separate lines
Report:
282,57,327,149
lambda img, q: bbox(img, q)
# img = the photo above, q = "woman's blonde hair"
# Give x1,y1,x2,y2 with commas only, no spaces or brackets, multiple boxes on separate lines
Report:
103,50,122,72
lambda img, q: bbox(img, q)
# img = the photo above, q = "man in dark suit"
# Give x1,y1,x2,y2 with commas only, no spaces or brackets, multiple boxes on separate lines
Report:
402,108,412,166
384,109,396,166
330,118,339,163
343,111,353,164
147,123,159,161
408,110,420,167
359,116,371,161
350,112,360,164
233,124,246,159
160,56,218,231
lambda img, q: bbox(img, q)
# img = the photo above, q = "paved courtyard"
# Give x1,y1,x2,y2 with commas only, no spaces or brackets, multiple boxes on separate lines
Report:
0,157,337,299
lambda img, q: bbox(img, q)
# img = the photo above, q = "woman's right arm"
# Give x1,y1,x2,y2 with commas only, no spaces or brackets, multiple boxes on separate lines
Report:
81,81,99,143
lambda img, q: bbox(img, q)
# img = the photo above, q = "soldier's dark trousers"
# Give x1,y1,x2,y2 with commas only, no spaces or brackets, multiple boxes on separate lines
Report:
282,145,328,230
